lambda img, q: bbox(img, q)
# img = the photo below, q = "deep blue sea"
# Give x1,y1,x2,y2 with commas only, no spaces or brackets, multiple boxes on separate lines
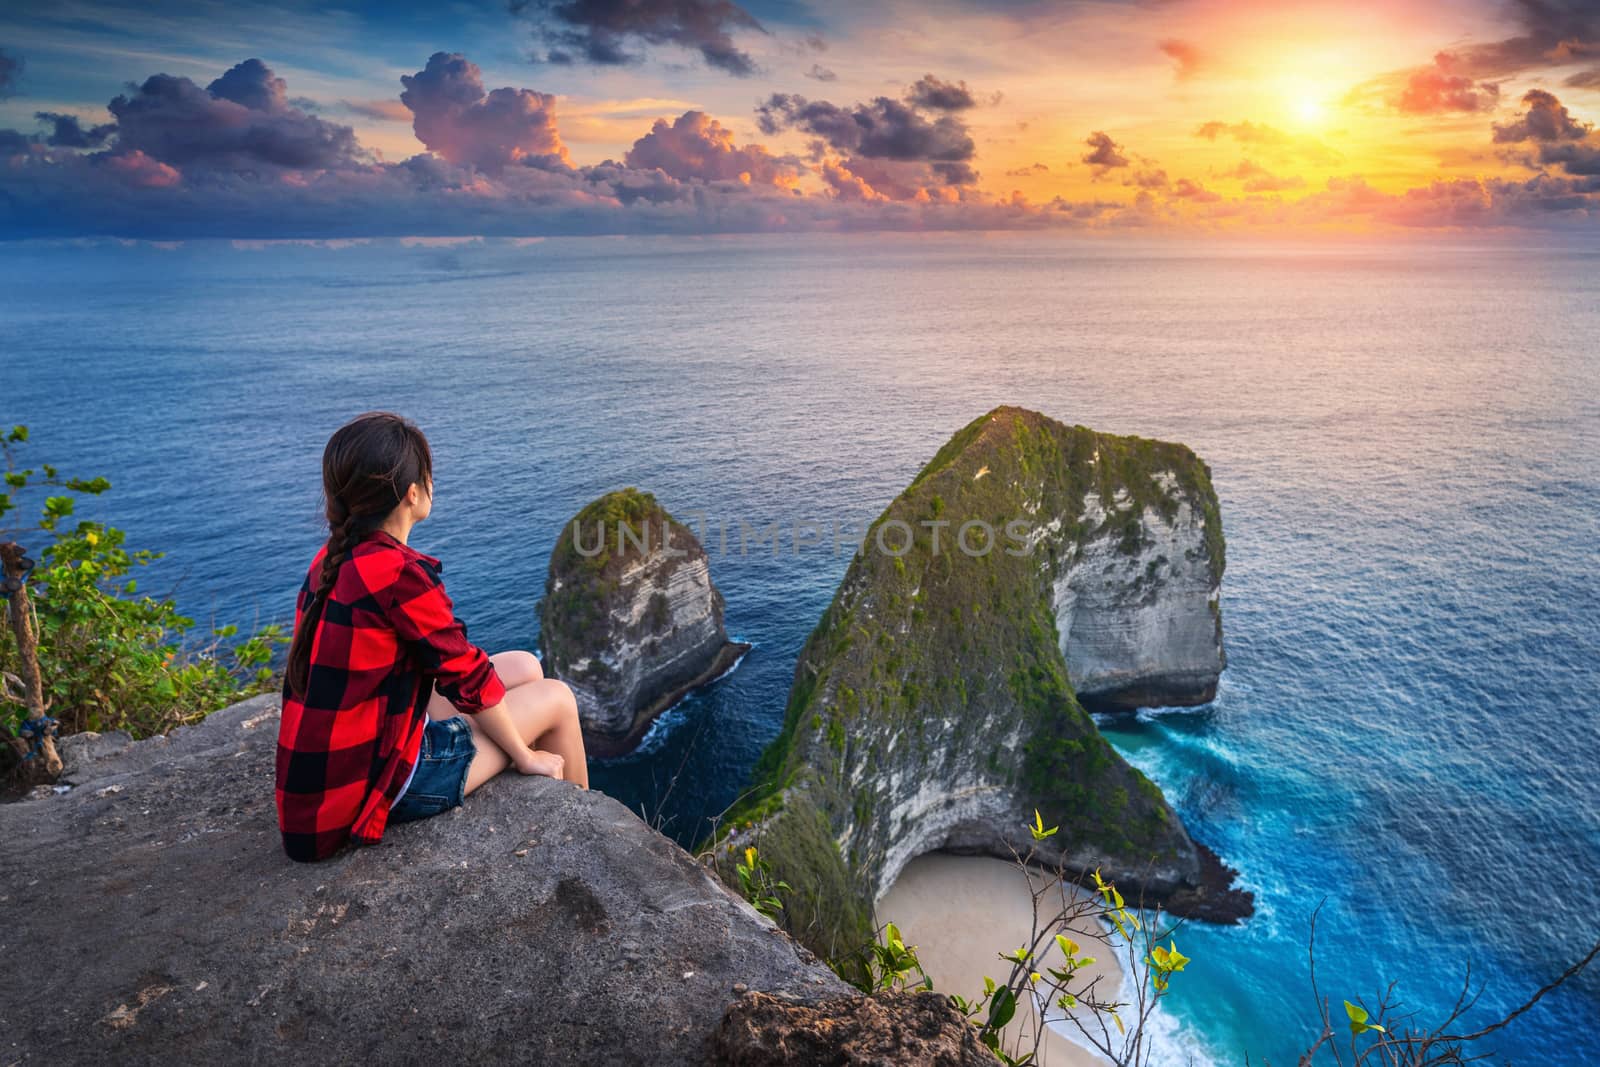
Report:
4,232,1597,1064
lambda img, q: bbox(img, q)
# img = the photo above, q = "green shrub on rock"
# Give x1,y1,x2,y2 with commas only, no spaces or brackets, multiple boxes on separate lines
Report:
1,425,286,757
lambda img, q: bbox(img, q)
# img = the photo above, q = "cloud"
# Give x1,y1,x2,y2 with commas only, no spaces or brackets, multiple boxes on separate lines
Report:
1356,2,1599,121
755,84,980,200
99,148,181,188
510,0,765,77
0,48,20,98
819,158,882,201
1490,91,1600,177
0,129,37,156
1222,159,1305,192
1172,177,1220,202
35,112,117,148
1006,162,1048,176
341,98,414,122
1,53,1002,235
804,64,837,82
1081,130,1129,173
1194,119,1340,165
757,93,975,163
1427,0,1600,80
1308,172,1600,226
1158,39,1202,81
1244,175,1304,193
1537,141,1600,175
1393,59,1500,114
905,74,976,111
1131,167,1168,190
107,59,365,171
838,156,976,199
400,52,571,173
1493,89,1591,143
5,50,1599,240
624,110,800,186
207,57,287,112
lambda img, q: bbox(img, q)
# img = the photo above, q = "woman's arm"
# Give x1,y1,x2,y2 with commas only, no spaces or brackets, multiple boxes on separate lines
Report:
467,699,546,773
380,557,539,768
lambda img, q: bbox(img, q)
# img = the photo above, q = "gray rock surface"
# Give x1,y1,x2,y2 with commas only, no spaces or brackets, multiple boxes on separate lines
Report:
0,694,854,1066
540,487,750,757
715,989,1002,1065
1049,468,1226,710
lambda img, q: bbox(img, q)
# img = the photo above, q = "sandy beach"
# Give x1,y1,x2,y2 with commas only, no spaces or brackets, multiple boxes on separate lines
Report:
875,852,1127,1067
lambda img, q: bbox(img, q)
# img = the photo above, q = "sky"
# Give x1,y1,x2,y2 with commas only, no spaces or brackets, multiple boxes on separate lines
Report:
2,0,1599,238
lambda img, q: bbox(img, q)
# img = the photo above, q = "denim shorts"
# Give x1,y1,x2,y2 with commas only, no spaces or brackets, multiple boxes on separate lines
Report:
389,715,477,824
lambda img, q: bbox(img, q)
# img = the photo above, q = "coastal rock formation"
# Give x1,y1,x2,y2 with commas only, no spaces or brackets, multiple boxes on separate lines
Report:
1051,465,1225,711
701,406,1247,972
714,988,999,1066
0,694,993,1066
539,488,750,757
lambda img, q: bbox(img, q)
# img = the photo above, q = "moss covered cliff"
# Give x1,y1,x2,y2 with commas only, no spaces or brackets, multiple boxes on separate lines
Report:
700,406,1246,975
541,487,749,757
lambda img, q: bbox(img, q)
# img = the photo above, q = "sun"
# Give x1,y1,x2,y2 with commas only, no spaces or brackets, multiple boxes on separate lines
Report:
1293,96,1326,126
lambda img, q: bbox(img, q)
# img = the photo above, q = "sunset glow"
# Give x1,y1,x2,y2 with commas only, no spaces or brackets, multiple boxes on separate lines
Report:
2,0,1598,238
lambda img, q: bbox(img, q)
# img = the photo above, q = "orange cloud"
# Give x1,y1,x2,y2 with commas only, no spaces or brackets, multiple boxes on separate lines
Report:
1394,61,1500,115
1158,39,1204,81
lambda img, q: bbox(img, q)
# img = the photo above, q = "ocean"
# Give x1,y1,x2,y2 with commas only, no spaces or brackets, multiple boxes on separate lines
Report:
4,231,1597,1063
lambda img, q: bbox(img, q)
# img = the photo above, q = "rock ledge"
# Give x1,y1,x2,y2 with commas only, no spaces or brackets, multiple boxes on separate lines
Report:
1,694,864,1066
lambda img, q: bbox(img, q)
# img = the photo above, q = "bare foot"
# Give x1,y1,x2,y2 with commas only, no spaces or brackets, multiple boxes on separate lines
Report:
513,748,566,780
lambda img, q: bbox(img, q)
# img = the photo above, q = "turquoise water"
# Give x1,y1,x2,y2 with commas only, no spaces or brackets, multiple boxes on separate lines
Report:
4,233,1596,1062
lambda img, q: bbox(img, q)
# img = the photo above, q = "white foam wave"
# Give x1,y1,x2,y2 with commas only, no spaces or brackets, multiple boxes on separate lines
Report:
1040,925,1223,1067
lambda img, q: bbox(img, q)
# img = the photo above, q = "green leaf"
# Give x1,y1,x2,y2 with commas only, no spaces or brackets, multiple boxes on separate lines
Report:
1029,807,1059,839
65,476,111,494
1165,940,1189,972
1344,999,1386,1035
987,985,1017,1030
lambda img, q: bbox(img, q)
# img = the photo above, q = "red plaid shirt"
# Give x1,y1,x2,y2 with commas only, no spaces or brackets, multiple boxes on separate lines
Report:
275,528,506,862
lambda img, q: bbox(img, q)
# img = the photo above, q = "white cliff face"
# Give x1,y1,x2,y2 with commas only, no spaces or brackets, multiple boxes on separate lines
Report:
868,724,1026,900
542,508,749,756
568,551,724,736
828,713,1195,909
1048,472,1224,710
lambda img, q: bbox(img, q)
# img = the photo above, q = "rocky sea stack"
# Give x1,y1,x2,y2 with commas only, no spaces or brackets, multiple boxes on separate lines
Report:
702,405,1249,971
540,488,750,758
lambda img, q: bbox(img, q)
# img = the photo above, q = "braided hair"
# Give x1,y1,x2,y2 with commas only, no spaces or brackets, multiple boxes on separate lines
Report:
284,412,434,702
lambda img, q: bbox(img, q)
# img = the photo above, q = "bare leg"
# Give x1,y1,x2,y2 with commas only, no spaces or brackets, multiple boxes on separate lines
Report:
421,649,590,794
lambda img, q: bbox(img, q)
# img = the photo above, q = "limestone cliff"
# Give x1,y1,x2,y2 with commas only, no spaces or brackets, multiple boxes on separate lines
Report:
540,488,750,757
1051,463,1225,712
701,406,1247,971
0,694,993,1065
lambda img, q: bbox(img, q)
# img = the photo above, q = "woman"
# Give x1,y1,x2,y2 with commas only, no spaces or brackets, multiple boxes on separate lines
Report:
276,411,588,862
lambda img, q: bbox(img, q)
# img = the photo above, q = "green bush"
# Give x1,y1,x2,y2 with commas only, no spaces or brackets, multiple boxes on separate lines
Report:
0,425,287,747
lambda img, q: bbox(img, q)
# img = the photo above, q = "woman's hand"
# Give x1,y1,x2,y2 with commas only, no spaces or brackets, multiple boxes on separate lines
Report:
513,747,565,780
